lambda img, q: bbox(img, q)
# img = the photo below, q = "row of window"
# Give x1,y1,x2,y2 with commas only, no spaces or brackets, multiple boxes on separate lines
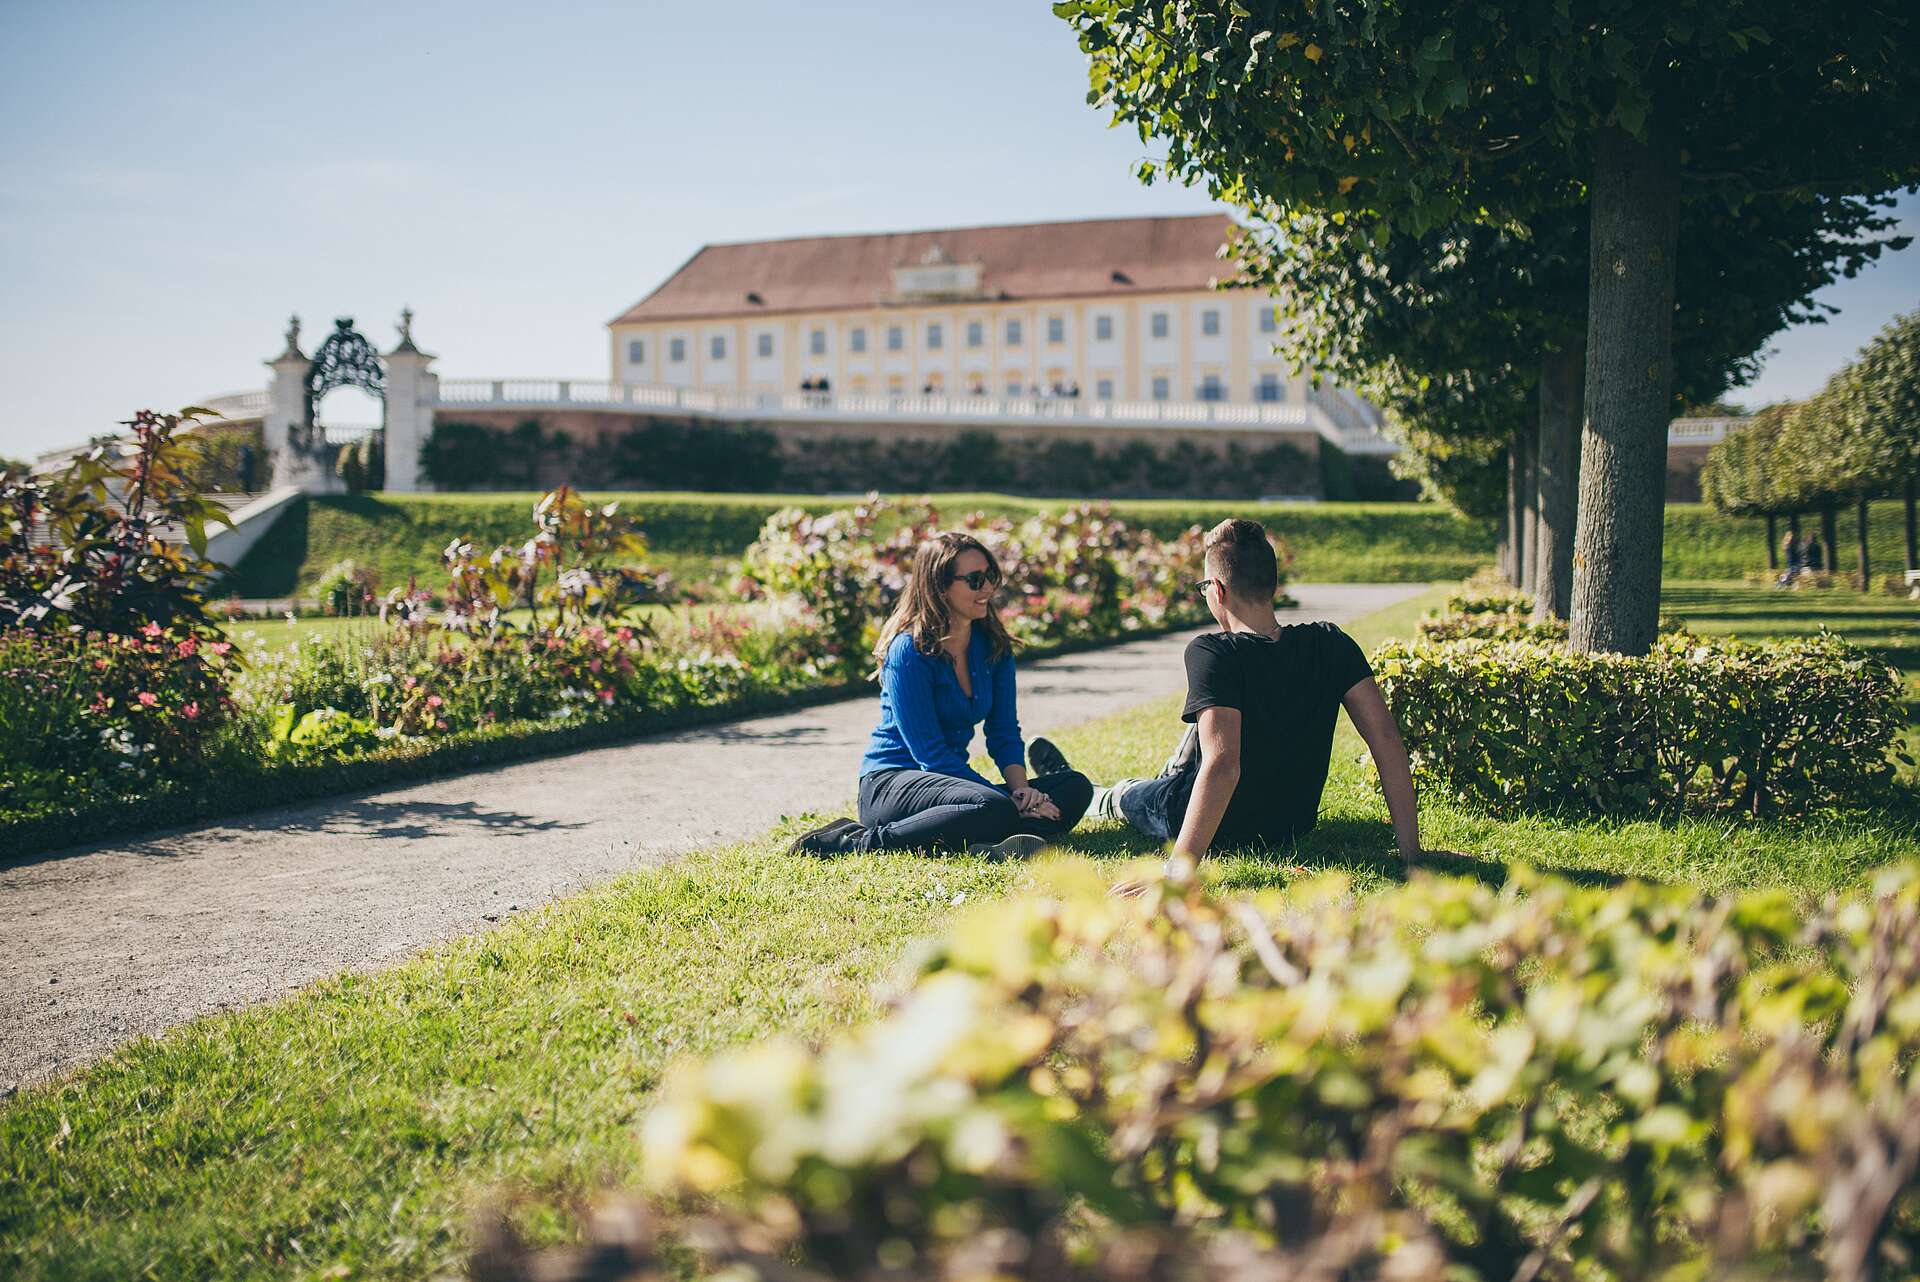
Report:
626,306,1283,366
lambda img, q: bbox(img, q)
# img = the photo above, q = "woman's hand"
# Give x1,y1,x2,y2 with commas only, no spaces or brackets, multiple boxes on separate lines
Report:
1010,787,1061,821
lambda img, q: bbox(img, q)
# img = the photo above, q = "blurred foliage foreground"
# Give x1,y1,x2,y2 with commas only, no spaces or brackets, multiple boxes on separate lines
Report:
475,856,1920,1282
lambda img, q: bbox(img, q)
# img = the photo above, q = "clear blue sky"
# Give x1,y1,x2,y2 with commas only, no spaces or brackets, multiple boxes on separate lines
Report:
2,0,1914,459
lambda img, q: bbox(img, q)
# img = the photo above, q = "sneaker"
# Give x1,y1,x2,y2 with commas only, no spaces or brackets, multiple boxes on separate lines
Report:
967,833,1048,860
787,817,864,856
1027,737,1071,778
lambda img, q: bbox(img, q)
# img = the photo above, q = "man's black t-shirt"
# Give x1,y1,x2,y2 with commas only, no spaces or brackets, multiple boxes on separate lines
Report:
1179,621,1374,845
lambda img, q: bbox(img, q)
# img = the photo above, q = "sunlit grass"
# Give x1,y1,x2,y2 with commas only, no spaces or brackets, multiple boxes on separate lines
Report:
4,582,1915,1280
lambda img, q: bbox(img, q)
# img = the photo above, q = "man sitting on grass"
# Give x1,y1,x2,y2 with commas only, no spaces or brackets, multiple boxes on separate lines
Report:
1031,518,1426,862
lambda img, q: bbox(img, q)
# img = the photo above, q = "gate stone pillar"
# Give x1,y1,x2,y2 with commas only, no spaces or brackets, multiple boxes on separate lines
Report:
264,315,310,483
382,309,435,493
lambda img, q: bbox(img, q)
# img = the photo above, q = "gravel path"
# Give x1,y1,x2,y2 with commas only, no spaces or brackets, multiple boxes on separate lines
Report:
2,584,1425,1090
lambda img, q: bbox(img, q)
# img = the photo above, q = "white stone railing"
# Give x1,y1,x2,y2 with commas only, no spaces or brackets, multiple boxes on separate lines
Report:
194,390,270,420
189,380,1741,462
433,378,1334,434
1668,416,1743,445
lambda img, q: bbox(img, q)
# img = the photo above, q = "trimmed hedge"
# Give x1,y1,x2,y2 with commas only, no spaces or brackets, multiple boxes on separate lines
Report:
480,857,1920,1282
1374,630,1907,817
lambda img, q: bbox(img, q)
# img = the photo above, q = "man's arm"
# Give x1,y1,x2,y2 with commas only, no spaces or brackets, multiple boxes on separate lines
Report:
1341,677,1421,860
1171,706,1242,858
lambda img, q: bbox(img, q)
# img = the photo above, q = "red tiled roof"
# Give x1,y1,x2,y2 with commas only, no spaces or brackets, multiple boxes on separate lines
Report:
609,213,1236,326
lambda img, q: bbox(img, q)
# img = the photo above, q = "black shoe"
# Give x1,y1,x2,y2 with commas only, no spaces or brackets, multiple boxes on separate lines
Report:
1028,737,1071,778
787,817,864,856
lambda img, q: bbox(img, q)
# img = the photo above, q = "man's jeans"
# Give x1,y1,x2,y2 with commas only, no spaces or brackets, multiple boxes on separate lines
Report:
1091,724,1200,843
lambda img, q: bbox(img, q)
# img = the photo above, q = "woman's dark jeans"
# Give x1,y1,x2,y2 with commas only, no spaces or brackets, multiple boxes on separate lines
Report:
855,768,1094,852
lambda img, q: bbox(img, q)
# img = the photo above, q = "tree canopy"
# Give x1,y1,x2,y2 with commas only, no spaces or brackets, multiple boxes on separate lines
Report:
1058,0,1920,651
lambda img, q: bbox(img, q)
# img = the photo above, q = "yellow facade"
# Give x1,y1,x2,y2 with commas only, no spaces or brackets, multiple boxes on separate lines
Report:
607,288,1307,408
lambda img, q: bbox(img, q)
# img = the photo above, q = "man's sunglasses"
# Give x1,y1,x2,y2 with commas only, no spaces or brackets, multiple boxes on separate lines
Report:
949,569,1001,591
1191,578,1218,597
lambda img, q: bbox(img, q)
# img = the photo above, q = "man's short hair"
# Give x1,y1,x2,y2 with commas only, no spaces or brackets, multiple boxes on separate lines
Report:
1205,518,1278,600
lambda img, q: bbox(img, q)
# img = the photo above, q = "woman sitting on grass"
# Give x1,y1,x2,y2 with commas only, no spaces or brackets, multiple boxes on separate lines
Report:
788,532,1093,857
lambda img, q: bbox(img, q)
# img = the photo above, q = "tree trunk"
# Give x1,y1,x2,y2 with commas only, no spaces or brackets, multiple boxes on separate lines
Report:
1522,424,1541,595
1905,477,1917,574
1765,513,1778,570
1534,344,1585,620
1506,436,1526,589
1821,501,1838,575
1569,123,1680,655
1789,511,1802,540
1856,493,1871,589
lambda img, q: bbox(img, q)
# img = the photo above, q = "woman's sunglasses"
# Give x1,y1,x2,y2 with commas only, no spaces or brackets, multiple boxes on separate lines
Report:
949,569,1001,591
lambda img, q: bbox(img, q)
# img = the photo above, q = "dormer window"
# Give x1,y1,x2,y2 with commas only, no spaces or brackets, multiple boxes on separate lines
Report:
745,291,765,305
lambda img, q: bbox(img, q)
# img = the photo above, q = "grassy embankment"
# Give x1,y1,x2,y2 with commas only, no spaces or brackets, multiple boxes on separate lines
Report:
224,492,1494,599
3,586,1916,1281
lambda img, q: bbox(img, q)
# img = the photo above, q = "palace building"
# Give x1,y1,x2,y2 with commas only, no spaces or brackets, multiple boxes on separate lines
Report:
606,213,1338,411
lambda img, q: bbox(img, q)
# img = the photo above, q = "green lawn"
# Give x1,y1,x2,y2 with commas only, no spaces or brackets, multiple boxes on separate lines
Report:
222,489,1914,603
4,584,1916,1281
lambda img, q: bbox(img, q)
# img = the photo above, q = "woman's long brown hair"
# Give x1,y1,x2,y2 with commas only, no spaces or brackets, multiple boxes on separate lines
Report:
872,532,1016,667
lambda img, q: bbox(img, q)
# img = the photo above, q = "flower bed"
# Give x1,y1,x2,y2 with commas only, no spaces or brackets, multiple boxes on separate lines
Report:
477,856,1920,1282
2,480,1229,853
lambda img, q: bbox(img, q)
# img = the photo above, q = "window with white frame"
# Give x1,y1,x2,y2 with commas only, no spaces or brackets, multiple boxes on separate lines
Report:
756,332,773,358
810,328,826,356
1151,375,1170,400
1201,309,1221,337
926,322,943,350
850,327,867,353
966,320,984,348
710,335,727,360
627,339,644,363
1257,372,1283,402
1198,372,1225,401
1259,307,1279,334
1094,315,1113,342
670,337,686,363
1095,377,1114,400
1150,311,1169,339
887,325,904,352
1005,318,1023,346
1047,316,1065,344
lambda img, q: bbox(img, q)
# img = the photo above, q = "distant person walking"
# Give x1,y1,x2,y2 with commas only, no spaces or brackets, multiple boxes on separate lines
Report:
1776,530,1804,587
1805,532,1828,574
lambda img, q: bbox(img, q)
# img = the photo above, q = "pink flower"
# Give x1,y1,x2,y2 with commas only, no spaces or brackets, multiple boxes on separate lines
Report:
209,641,232,657
140,622,163,638
403,675,418,689
136,691,158,707
588,659,602,673
181,702,199,720
426,694,443,709
598,689,615,704
435,718,448,731
175,637,198,658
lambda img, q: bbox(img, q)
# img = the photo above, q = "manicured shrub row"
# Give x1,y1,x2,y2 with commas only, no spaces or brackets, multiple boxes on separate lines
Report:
479,857,1920,1282
1374,629,1906,817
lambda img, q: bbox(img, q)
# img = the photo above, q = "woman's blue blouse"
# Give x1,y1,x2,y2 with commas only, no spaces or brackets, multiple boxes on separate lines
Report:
860,630,1023,786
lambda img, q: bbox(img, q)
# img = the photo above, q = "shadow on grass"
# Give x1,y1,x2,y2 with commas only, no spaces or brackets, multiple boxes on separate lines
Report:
1040,815,1635,893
